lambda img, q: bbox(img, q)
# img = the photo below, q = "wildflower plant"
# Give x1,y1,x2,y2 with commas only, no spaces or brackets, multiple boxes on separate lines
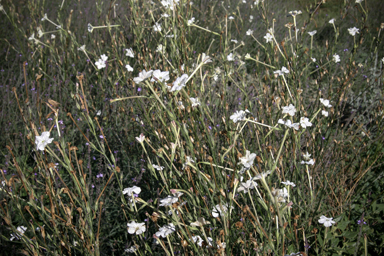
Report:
0,0,384,255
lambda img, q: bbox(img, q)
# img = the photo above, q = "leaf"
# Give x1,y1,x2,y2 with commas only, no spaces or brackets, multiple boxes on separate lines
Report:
337,220,350,231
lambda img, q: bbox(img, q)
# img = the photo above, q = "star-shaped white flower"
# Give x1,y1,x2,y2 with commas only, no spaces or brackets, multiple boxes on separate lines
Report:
170,74,188,92
187,17,195,26
238,150,257,169
35,131,54,151
227,53,234,61
230,109,250,123
155,223,175,238
126,64,133,72
212,203,233,217
274,67,289,76
308,30,317,36
246,29,253,36
151,70,170,83
135,133,145,143
322,110,329,117
126,48,134,58
300,117,312,128
348,27,359,36
333,54,340,63
123,186,141,197
320,98,332,108
282,104,296,116
10,226,27,241
329,18,336,24
189,97,200,107
159,195,179,207
281,180,296,187
318,215,335,227
153,22,162,32
152,164,165,171
264,32,273,43
133,70,153,84
127,221,146,235
237,178,258,194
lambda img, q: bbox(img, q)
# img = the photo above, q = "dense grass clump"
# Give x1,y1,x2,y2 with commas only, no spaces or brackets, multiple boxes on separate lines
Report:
0,0,384,255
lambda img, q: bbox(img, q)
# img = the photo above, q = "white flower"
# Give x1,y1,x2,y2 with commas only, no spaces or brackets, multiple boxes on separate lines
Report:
303,152,311,161
264,32,273,43
190,217,211,227
156,44,164,53
159,195,179,206
230,109,250,123
249,15,254,20
170,74,188,92
333,54,340,63
123,186,141,197
41,13,48,21
187,17,195,26
126,48,134,58
227,53,234,61
311,57,316,62
161,13,170,18
246,29,253,36
301,156,314,165
156,223,176,238
87,23,94,33
318,215,335,227
189,97,200,107
201,53,212,64
10,226,27,241
274,67,289,76
28,33,35,41
238,150,256,169
231,39,238,44
355,0,363,3
212,204,232,217
125,246,138,253
161,0,179,10
77,45,86,51
51,34,56,39
127,221,146,235
348,27,359,36
284,120,300,130
282,104,296,116
37,28,44,38
320,98,332,108
133,70,153,84
322,110,329,117
288,10,302,17
153,22,162,32
182,156,195,170
238,178,257,194
308,30,317,36
281,180,296,187
382,57,384,64
152,164,165,171
35,131,54,151
125,64,133,72
329,18,336,24
151,70,170,83
135,133,145,143
192,235,204,246
300,117,312,128
95,59,106,69
228,16,234,20
253,170,272,180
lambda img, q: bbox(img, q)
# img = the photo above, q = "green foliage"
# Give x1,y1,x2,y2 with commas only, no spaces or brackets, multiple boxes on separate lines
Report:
0,0,383,255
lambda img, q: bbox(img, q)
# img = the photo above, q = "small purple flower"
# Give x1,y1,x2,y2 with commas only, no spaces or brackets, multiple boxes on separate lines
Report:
91,184,95,188
137,87,142,92
99,135,104,139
